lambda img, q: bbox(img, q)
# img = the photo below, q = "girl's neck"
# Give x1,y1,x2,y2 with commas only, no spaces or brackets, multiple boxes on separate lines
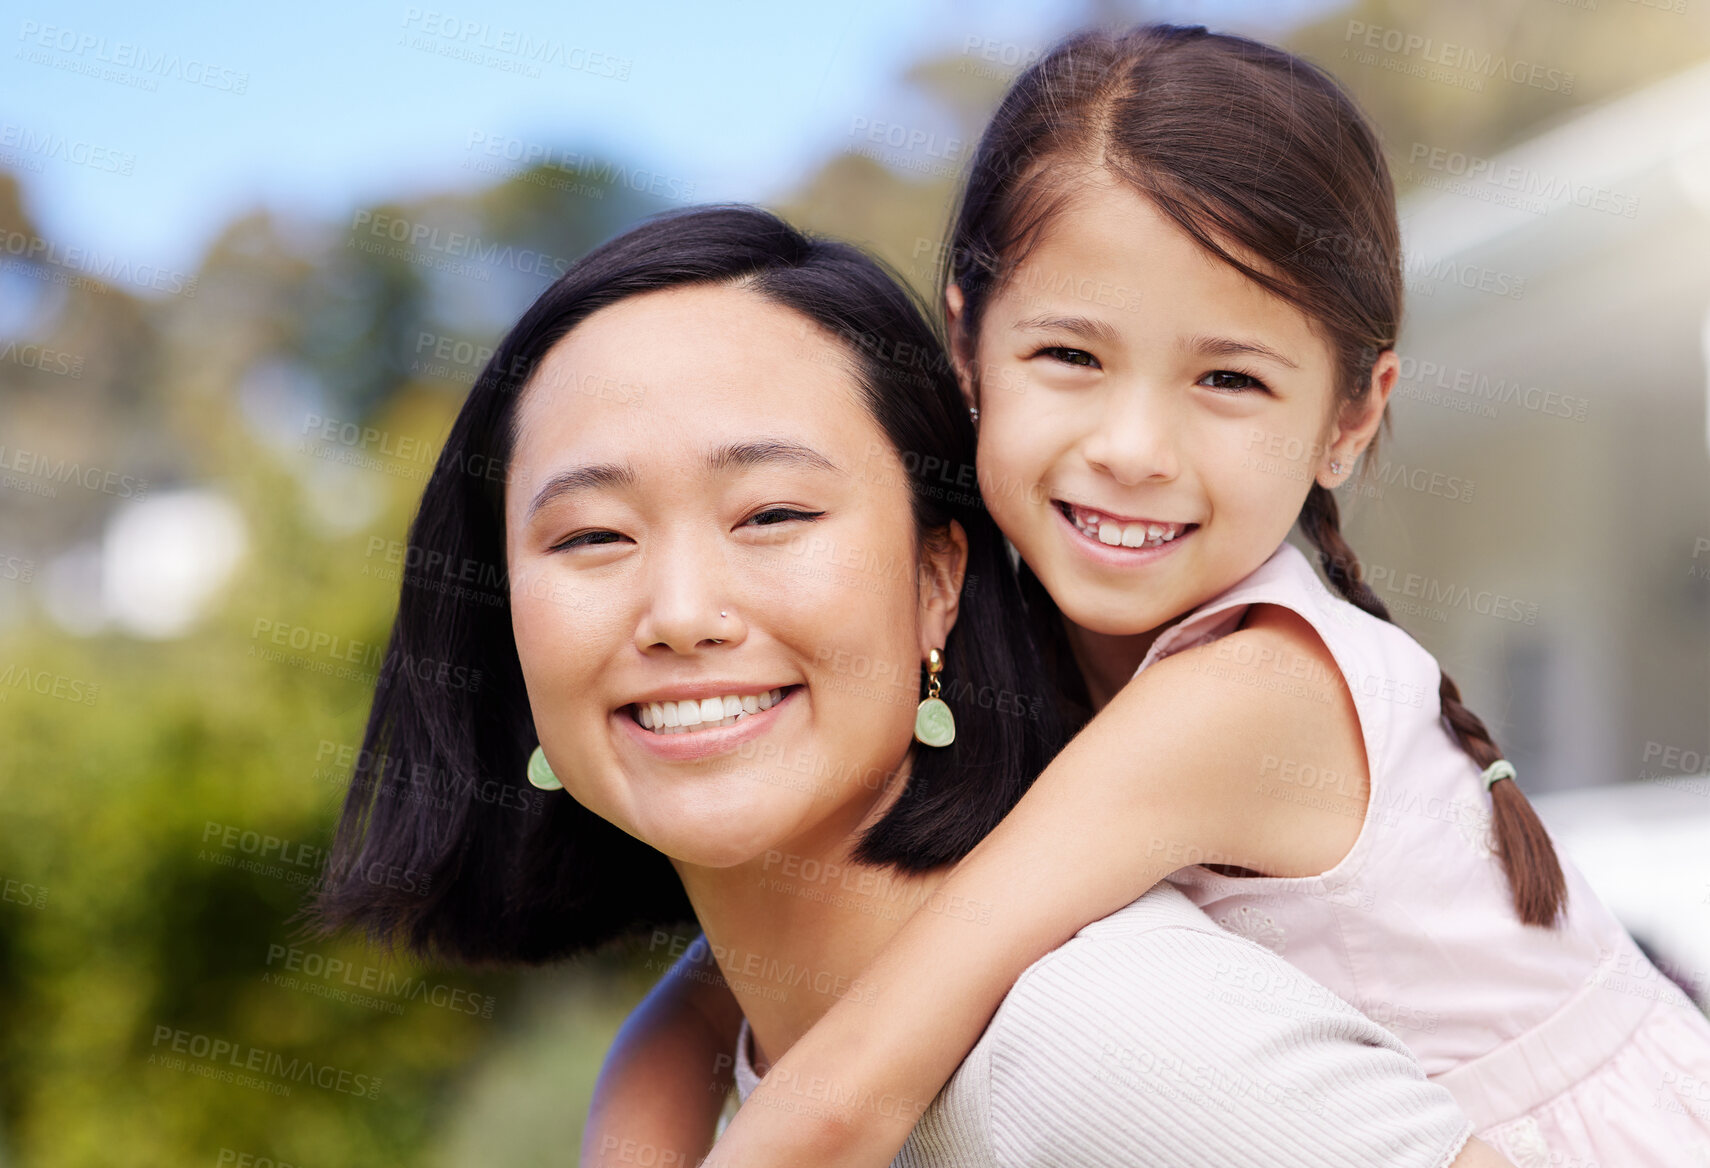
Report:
672,824,950,1076
1061,619,1168,711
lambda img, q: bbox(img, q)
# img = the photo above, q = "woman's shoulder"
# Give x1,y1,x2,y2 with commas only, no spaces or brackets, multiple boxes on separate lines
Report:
989,882,1342,1025
918,884,1471,1167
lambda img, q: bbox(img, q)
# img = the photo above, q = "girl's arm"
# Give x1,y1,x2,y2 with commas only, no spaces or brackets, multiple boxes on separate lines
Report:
706,606,1372,1167
582,934,745,1168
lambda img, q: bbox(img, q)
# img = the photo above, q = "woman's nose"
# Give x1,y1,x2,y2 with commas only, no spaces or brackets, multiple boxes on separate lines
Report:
632,535,748,654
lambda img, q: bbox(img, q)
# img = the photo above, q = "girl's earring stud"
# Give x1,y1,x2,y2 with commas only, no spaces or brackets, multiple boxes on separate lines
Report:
969,406,980,422
1329,460,1345,474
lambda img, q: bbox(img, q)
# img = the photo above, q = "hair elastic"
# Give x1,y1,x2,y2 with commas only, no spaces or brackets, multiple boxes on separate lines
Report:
1481,759,1516,791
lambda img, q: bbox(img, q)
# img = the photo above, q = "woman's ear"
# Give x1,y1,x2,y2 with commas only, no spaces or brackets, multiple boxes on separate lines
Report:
944,283,979,411
918,519,969,656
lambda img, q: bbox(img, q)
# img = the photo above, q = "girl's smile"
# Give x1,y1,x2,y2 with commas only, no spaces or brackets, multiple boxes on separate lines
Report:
1052,498,1199,565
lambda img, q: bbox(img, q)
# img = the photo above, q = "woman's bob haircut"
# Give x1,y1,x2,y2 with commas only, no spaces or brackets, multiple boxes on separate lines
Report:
306,205,1066,967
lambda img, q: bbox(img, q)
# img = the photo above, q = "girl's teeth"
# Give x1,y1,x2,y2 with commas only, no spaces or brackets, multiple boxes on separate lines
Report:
1074,506,1185,549
636,688,786,735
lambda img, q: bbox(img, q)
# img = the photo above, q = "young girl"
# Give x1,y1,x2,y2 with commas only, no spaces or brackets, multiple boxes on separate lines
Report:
585,25,1710,1168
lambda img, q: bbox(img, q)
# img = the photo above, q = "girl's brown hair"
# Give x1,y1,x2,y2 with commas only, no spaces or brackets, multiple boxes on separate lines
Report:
944,23,1566,926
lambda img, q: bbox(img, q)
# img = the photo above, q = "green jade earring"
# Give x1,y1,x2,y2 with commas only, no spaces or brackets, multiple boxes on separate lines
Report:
913,647,956,748
526,745,563,791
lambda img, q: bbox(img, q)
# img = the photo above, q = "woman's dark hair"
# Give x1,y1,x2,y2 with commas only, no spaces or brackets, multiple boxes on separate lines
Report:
943,23,1566,926
304,205,1068,966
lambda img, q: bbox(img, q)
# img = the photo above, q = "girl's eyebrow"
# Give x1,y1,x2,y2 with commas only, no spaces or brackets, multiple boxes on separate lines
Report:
1187,334,1299,369
1012,313,1121,346
524,439,841,521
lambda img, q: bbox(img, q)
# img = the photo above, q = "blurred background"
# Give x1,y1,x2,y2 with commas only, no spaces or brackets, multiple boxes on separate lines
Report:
2,0,1709,1163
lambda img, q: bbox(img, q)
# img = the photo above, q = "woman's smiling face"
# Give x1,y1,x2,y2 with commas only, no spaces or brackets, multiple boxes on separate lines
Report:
503,283,962,872
962,173,1361,638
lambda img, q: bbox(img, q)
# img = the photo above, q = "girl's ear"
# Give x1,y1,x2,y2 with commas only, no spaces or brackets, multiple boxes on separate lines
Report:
1317,350,1398,489
944,283,979,410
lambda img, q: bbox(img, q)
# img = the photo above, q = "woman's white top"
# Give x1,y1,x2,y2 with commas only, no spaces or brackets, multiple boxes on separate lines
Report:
731,882,1473,1167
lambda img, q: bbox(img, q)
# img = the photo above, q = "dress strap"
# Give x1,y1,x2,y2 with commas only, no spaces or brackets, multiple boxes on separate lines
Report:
1137,542,1329,674
1132,539,1421,796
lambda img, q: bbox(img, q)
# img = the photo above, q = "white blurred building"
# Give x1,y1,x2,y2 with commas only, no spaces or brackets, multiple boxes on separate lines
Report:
1353,58,1710,795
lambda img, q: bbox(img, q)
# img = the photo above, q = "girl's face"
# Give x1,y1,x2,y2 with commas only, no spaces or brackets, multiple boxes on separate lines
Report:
503,284,963,872
958,172,1386,637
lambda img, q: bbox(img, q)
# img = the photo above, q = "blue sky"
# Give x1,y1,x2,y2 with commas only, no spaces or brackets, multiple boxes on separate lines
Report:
2,0,1336,282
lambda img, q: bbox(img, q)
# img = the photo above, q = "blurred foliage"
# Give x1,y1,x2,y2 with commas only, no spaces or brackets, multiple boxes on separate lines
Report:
1291,0,1710,177
0,157,678,1165
1,2,1707,1163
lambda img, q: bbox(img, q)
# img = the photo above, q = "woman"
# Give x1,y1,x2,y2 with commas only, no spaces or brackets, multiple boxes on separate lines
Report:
310,206,1509,1166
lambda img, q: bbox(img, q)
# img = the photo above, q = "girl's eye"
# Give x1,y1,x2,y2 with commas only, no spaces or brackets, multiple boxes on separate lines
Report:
551,530,629,551
746,507,825,527
1037,346,1100,369
1199,369,1269,394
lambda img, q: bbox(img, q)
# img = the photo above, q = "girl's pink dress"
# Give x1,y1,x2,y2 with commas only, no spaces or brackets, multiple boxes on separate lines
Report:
1143,539,1710,1167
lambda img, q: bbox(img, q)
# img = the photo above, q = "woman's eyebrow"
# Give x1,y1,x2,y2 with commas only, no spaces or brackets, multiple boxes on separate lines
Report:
1187,333,1300,369
708,438,842,476
525,463,635,521
525,439,842,521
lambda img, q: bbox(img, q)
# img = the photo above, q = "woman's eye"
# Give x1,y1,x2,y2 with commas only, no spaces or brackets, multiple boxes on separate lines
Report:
1199,369,1269,394
551,530,628,551
746,507,825,527
1038,346,1099,369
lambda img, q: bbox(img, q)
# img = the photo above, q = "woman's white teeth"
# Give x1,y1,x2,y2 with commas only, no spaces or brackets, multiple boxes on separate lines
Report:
1072,507,1183,548
635,689,786,734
